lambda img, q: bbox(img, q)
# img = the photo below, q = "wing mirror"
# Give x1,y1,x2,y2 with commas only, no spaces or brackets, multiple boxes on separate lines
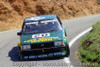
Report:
17,32,22,35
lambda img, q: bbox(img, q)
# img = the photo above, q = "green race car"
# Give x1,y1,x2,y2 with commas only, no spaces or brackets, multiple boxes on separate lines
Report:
17,15,70,60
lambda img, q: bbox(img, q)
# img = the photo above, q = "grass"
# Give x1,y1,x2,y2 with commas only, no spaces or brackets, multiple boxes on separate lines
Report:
78,22,100,67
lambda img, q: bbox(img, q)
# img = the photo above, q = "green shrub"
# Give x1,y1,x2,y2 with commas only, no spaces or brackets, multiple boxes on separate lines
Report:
98,0,100,4
78,22,100,67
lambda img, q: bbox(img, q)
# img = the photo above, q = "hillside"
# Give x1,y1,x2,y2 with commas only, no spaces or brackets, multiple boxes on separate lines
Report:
0,0,100,30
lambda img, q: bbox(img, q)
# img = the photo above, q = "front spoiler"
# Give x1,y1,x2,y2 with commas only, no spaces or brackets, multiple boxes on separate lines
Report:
20,46,66,59
23,51,64,59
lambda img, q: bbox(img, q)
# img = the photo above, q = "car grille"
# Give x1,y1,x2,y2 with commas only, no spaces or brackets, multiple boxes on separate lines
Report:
31,42,54,49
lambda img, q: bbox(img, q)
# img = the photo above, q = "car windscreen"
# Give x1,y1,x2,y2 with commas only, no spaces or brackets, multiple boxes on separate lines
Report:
23,19,62,34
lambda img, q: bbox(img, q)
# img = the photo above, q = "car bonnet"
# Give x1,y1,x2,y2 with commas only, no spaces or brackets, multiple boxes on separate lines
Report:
21,30,64,45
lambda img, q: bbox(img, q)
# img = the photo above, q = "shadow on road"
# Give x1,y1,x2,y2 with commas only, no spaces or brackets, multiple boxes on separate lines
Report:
8,46,63,62
8,46,20,62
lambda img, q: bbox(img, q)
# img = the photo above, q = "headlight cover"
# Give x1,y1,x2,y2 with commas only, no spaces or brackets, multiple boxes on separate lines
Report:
54,41,65,46
21,45,31,50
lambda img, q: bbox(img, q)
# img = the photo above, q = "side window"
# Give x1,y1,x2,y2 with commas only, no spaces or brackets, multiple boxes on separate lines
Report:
64,27,67,36
23,24,26,32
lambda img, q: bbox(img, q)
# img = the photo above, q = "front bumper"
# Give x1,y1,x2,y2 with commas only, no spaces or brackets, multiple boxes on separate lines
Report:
20,46,66,59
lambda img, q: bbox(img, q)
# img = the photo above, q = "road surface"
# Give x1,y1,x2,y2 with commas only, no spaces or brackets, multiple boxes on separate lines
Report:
0,14,100,67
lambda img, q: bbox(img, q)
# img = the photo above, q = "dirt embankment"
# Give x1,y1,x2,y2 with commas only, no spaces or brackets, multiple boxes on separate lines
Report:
0,0,100,30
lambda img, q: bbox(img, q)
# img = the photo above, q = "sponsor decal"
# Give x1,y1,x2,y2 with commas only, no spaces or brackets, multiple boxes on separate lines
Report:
29,56,36,59
24,37,59,43
26,17,45,21
32,33,50,38
24,56,28,59
41,19,58,23
54,52,62,56
38,54,48,58
27,52,62,59
26,19,57,25
48,53,53,57
26,22,38,25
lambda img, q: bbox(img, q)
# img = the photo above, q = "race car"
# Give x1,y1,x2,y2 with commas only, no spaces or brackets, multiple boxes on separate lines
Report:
17,15,70,60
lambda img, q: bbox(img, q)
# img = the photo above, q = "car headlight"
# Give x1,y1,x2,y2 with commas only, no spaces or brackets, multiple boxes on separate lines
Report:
54,41,65,46
21,45,31,50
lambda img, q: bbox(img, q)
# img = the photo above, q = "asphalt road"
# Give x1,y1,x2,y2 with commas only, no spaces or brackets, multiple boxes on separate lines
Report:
0,14,100,67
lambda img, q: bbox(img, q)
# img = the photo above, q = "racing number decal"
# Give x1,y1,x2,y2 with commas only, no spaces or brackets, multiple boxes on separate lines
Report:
32,33,50,38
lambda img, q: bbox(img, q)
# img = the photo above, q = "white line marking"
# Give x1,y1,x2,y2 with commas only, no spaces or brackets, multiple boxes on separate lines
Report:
64,27,92,67
69,27,92,48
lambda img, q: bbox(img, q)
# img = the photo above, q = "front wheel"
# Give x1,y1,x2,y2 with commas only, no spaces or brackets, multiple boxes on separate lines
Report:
19,51,26,61
18,46,24,61
65,44,70,57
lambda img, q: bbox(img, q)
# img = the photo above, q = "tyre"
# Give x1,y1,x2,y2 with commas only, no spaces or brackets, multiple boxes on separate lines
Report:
18,46,24,61
19,52,26,61
65,44,70,57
